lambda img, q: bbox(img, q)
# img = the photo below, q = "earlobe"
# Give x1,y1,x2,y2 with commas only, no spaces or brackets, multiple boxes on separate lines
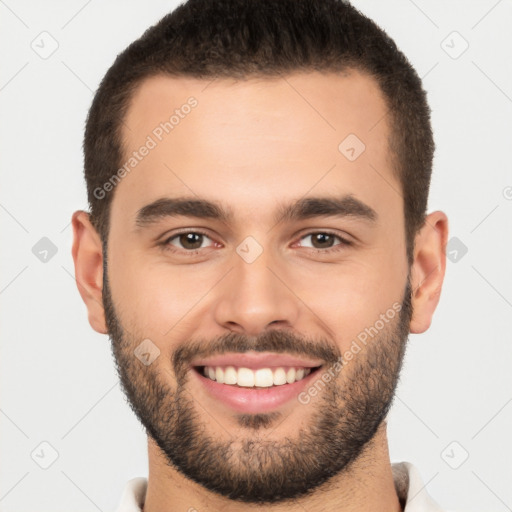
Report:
71,210,108,334
409,211,449,334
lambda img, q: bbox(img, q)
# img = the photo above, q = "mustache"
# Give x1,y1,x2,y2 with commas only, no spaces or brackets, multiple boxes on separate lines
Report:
172,330,342,375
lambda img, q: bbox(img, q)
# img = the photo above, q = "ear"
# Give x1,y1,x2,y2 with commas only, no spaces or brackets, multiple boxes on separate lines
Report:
71,210,108,334
409,211,449,334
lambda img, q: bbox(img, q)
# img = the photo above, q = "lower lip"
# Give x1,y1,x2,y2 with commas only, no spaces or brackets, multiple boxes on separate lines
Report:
191,366,321,414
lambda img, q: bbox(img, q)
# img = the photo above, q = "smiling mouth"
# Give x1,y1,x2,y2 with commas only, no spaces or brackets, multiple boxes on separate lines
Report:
193,365,323,388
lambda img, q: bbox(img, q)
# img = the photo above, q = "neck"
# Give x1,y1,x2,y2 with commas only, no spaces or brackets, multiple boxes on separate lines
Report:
142,422,401,512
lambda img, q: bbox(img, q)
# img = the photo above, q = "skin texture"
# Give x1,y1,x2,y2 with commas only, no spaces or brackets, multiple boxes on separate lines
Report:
72,70,448,512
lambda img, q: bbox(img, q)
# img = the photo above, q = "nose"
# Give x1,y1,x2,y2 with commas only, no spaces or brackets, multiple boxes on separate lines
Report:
212,243,300,336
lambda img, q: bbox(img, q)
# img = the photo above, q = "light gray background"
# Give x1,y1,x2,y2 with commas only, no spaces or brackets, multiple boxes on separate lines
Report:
1,1,511,511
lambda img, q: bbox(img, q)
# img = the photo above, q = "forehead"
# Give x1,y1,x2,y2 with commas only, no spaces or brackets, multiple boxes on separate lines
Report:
123,69,389,143
113,70,397,227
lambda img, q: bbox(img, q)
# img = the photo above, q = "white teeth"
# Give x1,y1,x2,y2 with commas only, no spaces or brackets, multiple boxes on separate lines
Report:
201,365,315,387
224,365,237,385
215,367,225,384
237,367,255,387
273,368,287,385
254,368,274,387
285,367,296,384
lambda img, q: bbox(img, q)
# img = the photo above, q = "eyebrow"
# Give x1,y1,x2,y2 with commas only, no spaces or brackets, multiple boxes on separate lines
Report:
134,194,377,229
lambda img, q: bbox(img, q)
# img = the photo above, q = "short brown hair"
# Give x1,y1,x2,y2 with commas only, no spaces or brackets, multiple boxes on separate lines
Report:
84,0,434,264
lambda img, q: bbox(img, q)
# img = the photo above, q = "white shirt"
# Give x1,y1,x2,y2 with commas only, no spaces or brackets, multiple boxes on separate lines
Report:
114,461,446,512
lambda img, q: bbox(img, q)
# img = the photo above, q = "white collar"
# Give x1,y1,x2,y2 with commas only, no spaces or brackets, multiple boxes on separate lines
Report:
392,461,445,511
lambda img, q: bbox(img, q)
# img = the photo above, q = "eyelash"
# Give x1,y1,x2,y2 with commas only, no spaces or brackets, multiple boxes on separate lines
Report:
159,229,353,256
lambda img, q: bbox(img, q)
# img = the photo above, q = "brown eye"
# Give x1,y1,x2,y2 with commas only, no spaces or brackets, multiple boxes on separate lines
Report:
165,231,214,251
179,233,203,249
300,232,346,250
310,233,336,249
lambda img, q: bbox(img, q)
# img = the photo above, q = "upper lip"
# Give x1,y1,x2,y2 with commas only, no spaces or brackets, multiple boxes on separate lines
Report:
191,351,324,370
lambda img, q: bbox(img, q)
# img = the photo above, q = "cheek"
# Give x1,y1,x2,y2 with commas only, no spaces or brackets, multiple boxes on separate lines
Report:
108,250,215,336
296,257,406,352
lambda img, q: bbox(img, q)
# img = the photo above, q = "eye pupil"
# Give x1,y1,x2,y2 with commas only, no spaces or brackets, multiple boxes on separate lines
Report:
180,233,203,249
312,233,334,248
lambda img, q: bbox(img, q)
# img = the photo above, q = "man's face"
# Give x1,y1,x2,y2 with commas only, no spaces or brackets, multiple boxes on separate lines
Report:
103,71,412,503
